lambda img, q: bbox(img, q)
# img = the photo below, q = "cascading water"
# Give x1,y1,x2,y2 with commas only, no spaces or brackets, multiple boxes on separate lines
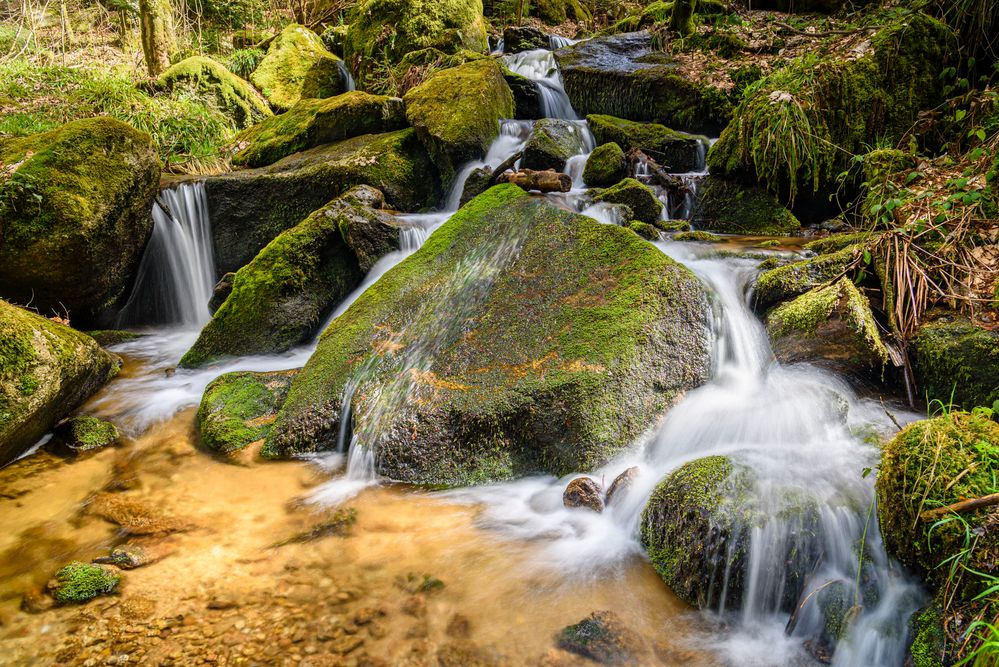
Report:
446,120,534,211
339,61,357,92
503,49,579,119
116,182,216,329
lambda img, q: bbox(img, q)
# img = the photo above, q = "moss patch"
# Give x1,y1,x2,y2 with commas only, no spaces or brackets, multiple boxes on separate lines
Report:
692,176,800,235
250,24,345,112
583,142,627,188
50,562,120,604
197,370,297,454
50,415,120,455
152,56,271,129
522,119,588,172
911,314,999,411
587,114,707,173
593,178,663,225
754,245,858,310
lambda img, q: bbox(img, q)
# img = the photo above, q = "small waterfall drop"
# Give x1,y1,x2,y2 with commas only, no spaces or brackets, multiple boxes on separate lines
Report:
339,61,356,92
503,49,579,119
117,182,216,329
445,120,534,211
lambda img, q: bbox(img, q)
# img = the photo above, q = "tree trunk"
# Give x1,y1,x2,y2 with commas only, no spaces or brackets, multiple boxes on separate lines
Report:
498,169,572,193
139,0,177,77
670,0,698,38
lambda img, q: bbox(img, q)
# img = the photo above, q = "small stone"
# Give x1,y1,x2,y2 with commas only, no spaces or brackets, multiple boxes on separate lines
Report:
605,467,639,507
446,613,471,638
557,610,646,665
401,594,426,618
563,477,604,513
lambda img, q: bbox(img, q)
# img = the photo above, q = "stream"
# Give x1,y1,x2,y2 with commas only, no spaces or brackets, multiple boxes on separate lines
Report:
0,41,925,667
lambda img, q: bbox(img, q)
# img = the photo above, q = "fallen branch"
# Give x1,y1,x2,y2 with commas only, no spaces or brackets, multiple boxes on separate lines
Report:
498,168,571,193
773,22,878,38
489,150,523,185
920,493,999,523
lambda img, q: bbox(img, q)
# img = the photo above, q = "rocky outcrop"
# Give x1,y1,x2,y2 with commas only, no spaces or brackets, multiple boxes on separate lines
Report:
265,185,712,485
588,114,707,173
250,24,347,111
692,176,800,235
592,178,663,224
521,119,588,172
152,56,271,128
0,118,159,325
0,300,119,466
911,313,999,411
197,370,297,454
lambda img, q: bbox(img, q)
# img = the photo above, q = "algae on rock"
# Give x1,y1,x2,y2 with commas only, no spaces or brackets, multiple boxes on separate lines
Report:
197,370,298,454
250,24,347,111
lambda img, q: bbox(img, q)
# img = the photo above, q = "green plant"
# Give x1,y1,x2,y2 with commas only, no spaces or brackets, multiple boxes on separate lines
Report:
226,47,264,78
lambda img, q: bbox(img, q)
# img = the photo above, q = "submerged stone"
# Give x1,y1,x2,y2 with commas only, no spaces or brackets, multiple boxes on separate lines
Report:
49,415,120,456
587,114,707,173
250,24,346,111
0,300,119,466
49,561,120,604
692,176,800,235
152,56,271,128
556,610,644,665
197,370,297,454
266,185,711,485
593,178,663,225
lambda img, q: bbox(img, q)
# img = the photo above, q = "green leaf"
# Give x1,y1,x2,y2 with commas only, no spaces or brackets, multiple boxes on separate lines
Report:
975,129,986,141
955,109,967,121
862,467,872,479
863,249,872,264
906,171,920,184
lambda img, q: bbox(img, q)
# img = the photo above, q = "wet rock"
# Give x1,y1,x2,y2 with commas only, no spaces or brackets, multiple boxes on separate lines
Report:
86,492,194,536
533,0,591,25
582,142,627,188
273,507,357,546
437,640,502,667
627,221,658,241
208,273,236,314
0,118,158,325
196,370,298,454
503,26,549,53
151,56,271,128
446,613,472,638
911,312,999,411
563,477,604,512
232,92,407,169
754,245,859,311
250,24,346,111
522,119,588,172
0,301,120,466
692,176,800,236
21,586,54,613
593,178,663,224
460,166,495,207
95,538,176,569
401,594,426,618
49,415,120,456
605,467,639,507
48,561,121,604
588,114,707,173
86,330,142,347
504,71,543,120
337,187,401,273
206,128,440,274
266,185,712,484
556,610,644,665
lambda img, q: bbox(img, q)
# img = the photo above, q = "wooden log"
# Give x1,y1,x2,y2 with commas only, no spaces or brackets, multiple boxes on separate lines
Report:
498,169,572,193
489,150,523,185
920,493,999,522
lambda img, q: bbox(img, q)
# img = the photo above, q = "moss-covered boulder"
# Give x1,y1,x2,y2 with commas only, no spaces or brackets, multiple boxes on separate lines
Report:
403,59,515,183
555,32,732,136
206,128,439,273
503,25,549,54
877,412,999,596
344,0,488,86
708,13,955,206
335,186,401,272
593,178,663,224
534,0,591,25
232,91,407,168
588,114,707,173
49,415,120,456
907,605,948,667
583,142,627,187
265,185,711,484
911,314,999,411
197,370,297,454
627,221,659,240
754,245,859,311
49,562,120,604
0,300,119,466
250,24,347,111
766,278,888,378
504,69,544,120
522,118,588,172
152,56,271,129
0,118,159,325
641,456,819,610
692,176,800,235
181,190,377,366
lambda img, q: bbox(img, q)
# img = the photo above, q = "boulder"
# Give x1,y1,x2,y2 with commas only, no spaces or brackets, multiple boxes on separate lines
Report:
208,273,235,314
911,313,999,411
503,25,549,53
404,59,515,183
48,562,120,604
534,0,591,25
152,56,271,128
251,24,347,111
504,70,543,120
583,142,627,187
765,278,889,378
232,91,407,168
627,221,658,240
181,190,377,366
0,118,158,325
554,32,732,136
206,128,440,274
605,466,639,506
563,477,604,512
460,166,495,207
692,176,800,235
587,114,707,173
521,118,588,172
753,246,859,311
265,185,712,485
344,0,489,85
0,301,119,466
592,178,663,224
49,416,120,456
197,370,298,454
336,186,402,272
556,611,644,665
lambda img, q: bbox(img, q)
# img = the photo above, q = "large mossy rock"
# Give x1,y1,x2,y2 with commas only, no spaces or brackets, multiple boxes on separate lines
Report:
181,190,380,366
344,0,488,86
641,456,819,611
877,412,999,597
592,178,663,224
503,25,549,54
265,185,712,484
152,56,272,128
766,278,888,378
692,176,800,235
708,13,955,207
754,245,858,311
250,24,347,111
583,142,627,187
232,91,406,168
522,118,588,172
206,128,439,274
555,32,732,136
0,300,119,466
403,59,515,183
197,370,297,454
587,114,707,173
0,118,158,325
534,0,591,25
911,314,999,411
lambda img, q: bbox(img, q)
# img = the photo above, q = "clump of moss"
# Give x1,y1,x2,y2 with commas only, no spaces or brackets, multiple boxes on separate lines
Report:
587,114,707,173
802,232,870,255
674,231,722,242
628,221,659,240
593,178,663,225
692,176,800,235
50,562,120,604
522,119,588,172
583,142,627,188
152,56,271,129
908,605,947,667
250,24,345,111
51,416,120,455
197,370,297,454
754,245,859,310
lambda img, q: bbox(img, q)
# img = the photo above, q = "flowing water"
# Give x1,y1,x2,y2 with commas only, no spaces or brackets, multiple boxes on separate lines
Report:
503,49,579,119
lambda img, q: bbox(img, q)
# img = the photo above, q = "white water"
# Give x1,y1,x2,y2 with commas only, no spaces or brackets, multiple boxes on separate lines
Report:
503,49,579,119
339,61,356,92
116,182,216,328
446,120,534,211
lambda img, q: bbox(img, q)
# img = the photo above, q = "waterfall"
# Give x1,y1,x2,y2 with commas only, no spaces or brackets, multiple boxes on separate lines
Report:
445,120,534,212
503,49,579,119
548,34,576,50
116,182,216,329
338,61,356,92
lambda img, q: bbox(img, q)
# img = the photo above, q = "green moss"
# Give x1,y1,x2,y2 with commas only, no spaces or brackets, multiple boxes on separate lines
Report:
587,114,707,172
51,561,120,604
533,0,591,24
250,24,345,112
153,56,271,129
522,119,587,171
692,177,800,235
0,117,159,321
656,219,691,232
53,415,120,453
85,331,142,347
265,184,711,483
803,232,870,255
593,178,663,225
877,412,999,596
627,221,659,240
582,142,627,188
754,245,858,309
197,370,296,454
233,91,406,168
908,606,947,667
911,315,999,411
403,59,514,182
674,231,722,242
